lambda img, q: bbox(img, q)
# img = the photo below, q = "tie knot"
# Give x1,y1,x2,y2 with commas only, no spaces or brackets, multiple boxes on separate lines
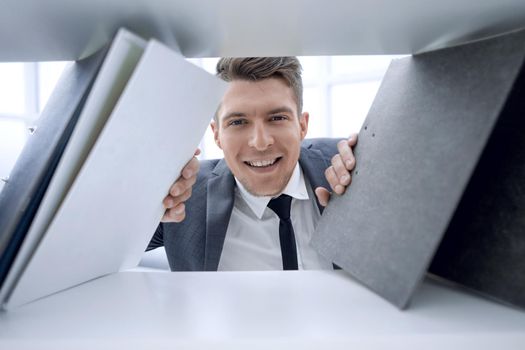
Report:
267,194,292,220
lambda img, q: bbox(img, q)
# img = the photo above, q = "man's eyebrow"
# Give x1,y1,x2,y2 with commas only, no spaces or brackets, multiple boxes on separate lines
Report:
268,106,295,115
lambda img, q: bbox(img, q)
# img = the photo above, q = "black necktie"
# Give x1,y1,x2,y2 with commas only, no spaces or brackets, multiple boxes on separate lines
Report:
267,194,299,270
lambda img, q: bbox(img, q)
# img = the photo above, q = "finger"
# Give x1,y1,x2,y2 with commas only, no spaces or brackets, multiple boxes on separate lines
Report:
193,148,201,157
348,133,358,147
325,166,345,195
162,203,186,223
331,154,351,186
182,156,200,179
163,195,175,209
337,139,355,170
162,210,186,223
163,191,192,210
169,175,197,197
315,187,331,207
172,187,192,204
163,187,192,217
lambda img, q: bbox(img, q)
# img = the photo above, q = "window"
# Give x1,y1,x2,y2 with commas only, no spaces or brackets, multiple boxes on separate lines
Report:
0,62,67,192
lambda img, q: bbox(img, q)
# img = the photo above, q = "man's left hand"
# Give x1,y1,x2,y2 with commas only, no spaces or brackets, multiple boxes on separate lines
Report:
315,133,358,207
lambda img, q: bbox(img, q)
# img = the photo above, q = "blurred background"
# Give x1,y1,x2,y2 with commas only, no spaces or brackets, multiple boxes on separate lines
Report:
0,55,403,193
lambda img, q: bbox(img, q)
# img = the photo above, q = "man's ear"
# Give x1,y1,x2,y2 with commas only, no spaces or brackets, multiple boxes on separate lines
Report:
210,120,222,149
299,112,309,140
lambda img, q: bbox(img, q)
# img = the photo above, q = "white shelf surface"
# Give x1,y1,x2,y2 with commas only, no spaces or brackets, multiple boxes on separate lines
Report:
0,270,524,349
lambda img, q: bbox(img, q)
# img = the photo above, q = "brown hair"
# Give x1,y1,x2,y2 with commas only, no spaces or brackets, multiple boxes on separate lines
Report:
214,57,303,123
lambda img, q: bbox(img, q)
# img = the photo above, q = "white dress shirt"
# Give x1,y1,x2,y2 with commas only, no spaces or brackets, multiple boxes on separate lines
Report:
217,163,333,271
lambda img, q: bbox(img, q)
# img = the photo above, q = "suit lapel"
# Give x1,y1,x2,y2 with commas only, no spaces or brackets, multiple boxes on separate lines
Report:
204,160,235,271
299,146,331,214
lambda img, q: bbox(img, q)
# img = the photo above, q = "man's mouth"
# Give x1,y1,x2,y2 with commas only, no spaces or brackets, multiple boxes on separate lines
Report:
244,157,282,168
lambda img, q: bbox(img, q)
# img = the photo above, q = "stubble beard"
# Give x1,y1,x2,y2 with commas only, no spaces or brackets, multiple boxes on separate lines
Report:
238,171,293,197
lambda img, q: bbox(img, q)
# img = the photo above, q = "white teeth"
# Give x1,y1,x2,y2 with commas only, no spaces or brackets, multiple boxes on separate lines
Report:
247,158,278,167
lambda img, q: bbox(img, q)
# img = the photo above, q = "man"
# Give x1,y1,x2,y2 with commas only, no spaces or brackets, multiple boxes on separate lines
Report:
148,57,356,271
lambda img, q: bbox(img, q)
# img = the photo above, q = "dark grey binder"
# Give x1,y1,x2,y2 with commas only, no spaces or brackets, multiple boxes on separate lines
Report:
0,48,106,287
428,55,525,309
312,28,525,309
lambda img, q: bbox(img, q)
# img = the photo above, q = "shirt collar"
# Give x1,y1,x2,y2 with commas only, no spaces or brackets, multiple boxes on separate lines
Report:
235,163,310,219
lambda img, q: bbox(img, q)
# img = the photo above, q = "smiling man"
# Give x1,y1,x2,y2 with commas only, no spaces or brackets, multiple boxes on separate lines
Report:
213,77,307,197
148,57,356,271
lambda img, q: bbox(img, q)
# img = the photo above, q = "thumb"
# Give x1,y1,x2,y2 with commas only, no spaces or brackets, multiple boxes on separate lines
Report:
315,187,331,207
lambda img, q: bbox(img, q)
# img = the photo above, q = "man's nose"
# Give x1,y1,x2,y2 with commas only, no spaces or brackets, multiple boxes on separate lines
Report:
248,122,273,151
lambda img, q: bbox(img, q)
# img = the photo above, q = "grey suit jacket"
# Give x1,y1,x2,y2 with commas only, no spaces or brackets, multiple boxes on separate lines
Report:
148,138,341,271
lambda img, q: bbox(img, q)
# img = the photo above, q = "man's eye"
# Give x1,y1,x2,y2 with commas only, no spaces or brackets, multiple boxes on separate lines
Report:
229,119,246,126
270,115,287,121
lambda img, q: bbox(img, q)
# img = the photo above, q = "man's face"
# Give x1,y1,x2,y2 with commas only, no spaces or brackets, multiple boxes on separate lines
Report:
211,78,309,196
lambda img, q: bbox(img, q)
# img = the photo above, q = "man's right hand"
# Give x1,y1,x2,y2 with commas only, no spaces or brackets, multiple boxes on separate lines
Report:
161,149,200,223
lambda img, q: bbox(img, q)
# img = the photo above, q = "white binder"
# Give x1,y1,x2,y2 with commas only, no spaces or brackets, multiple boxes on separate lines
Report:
1,28,226,309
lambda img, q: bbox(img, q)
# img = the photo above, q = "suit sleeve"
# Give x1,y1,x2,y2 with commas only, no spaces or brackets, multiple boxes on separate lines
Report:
147,223,164,251
302,137,344,160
